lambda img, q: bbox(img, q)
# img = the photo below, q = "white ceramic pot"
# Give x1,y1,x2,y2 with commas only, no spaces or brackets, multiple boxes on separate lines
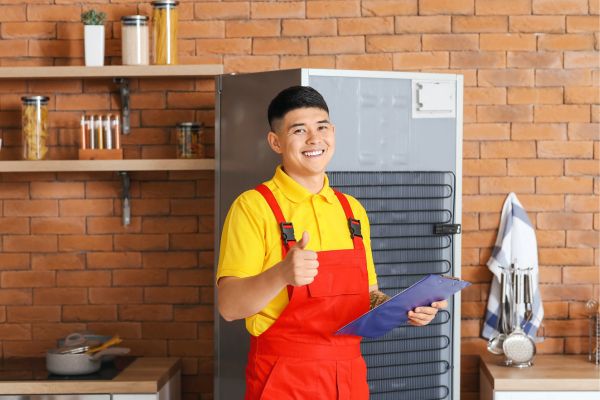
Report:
84,25,105,67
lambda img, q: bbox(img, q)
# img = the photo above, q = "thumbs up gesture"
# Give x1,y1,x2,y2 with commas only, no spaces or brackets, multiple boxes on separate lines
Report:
280,231,319,286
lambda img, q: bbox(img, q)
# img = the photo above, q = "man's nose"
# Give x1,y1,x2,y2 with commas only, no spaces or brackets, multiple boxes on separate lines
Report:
305,128,322,143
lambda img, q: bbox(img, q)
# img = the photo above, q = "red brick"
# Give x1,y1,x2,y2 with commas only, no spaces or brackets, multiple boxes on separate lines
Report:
4,200,58,217
0,289,31,305
463,123,509,140
87,217,142,234
451,51,505,68
538,212,593,230
537,177,593,194
393,52,449,69
34,287,87,305
282,19,337,37
509,16,565,33
480,177,535,194
566,87,600,104
422,34,478,50
32,323,86,340
174,305,213,322
193,2,249,20
3,235,58,253
567,16,600,32
508,159,564,177
0,254,29,270
170,233,213,251
253,38,307,55
141,182,196,198
307,1,361,18
464,88,506,105
168,269,213,287
142,251,198,269
196,38,251,55
476,0,531,14
463,195,507,212
480,34,537,51
113,269,167,287
1,22,55,39
58,235,113,252
0,5,25,22
566,232,600,249
119,305,173,321
226,20,280,38
565,160,600,176
507,51,562,68
7,306,60,322
142,322,197,339
0,183,28,199
481,140,536,158
251,1,304,18
178,21,224,39
31,253,84,271
366,35,420,52
535,105,591,123
565,51,600,68
0,40,27,57
566,195,600,212
478,105,533,123
55,93,109,111
87,252,142,269
31,217,85,234
124,199,170,216
339,17,394,35
478,69,534,87
420,0,474,14
511,124,566,140
540,284,593,301
396,16,451,32
89,287,143,305
539,34,595,51
362,0,418,16
508,88,563,105
63,305,117,322
452,16,507,32
0,217,29,234
538,141,594,158
59,199,113,217
533,0,588,14
309,36,365,55
536,69,592,86
114,234,169,251
281,56,336,69
144,287,200,304
520,195,565,211
224,55,279,73
463,159,506,176
27,5,80,22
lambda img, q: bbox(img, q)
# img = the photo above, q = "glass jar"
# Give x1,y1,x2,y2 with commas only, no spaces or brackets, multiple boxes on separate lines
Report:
176,122,202,159
151,1,179,65
121,15,149,65
21,96,49,160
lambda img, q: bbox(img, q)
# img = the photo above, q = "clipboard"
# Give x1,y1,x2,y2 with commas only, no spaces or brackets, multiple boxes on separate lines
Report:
336,274,471,338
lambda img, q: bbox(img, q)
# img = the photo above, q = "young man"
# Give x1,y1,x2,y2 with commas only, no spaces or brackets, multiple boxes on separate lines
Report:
217,86,447,399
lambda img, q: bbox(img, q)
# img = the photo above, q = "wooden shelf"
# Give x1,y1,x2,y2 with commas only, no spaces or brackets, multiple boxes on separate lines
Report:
0,64,223,79
0,159,215,172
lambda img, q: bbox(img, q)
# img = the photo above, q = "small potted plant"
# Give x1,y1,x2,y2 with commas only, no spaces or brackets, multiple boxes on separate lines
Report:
81,9,107,66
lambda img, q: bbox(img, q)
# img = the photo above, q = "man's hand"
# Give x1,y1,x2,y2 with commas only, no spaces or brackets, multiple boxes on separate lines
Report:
407,300,448,326
280,231,319,286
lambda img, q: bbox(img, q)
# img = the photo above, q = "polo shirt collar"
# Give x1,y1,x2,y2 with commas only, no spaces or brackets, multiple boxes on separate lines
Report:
273,165,336,204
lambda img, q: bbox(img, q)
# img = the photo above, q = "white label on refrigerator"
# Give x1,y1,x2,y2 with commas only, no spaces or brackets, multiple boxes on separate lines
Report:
412,80,456,118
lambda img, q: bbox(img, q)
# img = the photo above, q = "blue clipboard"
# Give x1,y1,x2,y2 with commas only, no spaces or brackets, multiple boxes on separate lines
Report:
336,274,471,338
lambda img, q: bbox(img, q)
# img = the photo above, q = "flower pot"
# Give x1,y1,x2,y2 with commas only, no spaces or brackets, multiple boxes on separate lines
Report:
84,25,105,67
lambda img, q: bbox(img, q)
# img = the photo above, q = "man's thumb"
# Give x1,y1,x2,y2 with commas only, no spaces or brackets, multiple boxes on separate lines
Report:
296,231,310,249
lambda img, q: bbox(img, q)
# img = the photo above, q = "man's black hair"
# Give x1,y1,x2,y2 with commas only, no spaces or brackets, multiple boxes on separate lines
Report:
267,86,329,131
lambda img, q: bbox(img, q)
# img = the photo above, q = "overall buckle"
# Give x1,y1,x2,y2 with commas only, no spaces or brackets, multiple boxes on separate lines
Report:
279,222,296,245
348,218,362,238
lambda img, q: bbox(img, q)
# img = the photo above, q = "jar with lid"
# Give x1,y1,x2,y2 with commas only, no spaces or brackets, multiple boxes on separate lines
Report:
21,96,49,160
121,15,149,65
151,1,179,65
176,122,202,159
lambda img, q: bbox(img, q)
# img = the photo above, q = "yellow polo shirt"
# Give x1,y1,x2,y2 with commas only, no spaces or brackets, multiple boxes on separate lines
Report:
217,166,378,336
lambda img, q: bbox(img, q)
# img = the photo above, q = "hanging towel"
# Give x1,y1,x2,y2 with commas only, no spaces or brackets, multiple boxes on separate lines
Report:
482,192,544,339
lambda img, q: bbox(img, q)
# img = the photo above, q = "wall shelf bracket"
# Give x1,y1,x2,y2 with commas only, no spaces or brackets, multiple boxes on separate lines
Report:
114,77,131,134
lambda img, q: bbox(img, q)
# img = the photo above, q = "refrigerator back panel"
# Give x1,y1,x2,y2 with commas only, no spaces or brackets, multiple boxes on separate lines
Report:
307,75,457,172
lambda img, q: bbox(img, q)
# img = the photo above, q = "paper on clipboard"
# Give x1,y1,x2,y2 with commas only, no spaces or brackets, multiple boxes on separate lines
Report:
335,274,471,338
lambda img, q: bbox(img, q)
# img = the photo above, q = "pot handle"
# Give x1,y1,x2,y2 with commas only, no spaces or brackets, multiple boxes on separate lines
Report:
89,346,130,361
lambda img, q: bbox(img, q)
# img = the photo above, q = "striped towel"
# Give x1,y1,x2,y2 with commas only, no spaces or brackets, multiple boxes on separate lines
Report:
482,192,544,340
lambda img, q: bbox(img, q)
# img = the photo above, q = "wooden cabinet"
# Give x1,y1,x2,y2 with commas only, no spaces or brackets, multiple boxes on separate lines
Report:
480,354,600,400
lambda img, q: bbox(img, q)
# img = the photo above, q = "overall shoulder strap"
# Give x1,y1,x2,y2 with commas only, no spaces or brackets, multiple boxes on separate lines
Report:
255,184,297,248
333,190,364,247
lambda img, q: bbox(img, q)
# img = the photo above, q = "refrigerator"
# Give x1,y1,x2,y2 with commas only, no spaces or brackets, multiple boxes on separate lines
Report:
215,69,463,399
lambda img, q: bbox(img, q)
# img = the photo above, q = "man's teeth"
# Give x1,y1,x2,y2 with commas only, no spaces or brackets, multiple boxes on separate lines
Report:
303,150,324,157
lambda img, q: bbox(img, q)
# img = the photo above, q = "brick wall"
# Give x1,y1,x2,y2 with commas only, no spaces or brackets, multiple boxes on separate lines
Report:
0,1,598,399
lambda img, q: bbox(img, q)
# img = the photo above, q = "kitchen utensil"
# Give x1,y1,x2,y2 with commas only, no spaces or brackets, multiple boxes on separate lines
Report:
487,270,508,355
46,347,130,376
86,334,122,354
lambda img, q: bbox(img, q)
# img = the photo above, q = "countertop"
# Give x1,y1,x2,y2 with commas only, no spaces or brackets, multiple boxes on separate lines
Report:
0,357,181,395
480,354,600,391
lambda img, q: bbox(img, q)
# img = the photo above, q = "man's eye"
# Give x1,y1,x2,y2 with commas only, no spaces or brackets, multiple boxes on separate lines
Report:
293,128,306,135
318,125,329,131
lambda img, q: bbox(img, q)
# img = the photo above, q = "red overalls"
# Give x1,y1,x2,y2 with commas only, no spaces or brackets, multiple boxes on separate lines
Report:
245,184,371,400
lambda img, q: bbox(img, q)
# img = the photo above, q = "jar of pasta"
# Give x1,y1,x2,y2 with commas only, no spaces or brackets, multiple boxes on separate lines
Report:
176,122,202,159
151,1,179,65
121,15,149,65
21,96,49,160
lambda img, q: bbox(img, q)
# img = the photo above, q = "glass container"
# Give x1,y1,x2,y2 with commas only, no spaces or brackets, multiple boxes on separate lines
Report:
151,1,179,65
21,96,49,160
176,122,202,159
121,15,149,65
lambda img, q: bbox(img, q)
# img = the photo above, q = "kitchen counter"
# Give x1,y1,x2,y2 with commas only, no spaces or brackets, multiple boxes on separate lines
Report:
480,354,600,400
0,357,181,395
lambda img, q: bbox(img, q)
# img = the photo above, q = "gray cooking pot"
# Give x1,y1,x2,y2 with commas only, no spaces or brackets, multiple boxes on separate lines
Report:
46,347,130,375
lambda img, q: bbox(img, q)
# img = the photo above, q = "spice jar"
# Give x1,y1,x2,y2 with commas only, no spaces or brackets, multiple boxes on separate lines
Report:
151,1,179,65
176,122,202,159
121,15,149,65
21,96,49,160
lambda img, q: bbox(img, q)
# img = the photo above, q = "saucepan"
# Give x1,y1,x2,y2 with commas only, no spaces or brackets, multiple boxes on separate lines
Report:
46,346,130,375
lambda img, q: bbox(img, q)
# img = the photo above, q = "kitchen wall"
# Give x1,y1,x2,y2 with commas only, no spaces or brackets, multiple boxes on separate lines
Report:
0,1,598,399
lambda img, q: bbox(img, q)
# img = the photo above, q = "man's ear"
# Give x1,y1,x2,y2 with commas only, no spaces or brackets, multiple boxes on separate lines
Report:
267,131,283,154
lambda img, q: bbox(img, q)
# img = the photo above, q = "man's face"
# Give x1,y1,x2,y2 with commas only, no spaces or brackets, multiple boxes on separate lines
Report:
268,107,335,178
